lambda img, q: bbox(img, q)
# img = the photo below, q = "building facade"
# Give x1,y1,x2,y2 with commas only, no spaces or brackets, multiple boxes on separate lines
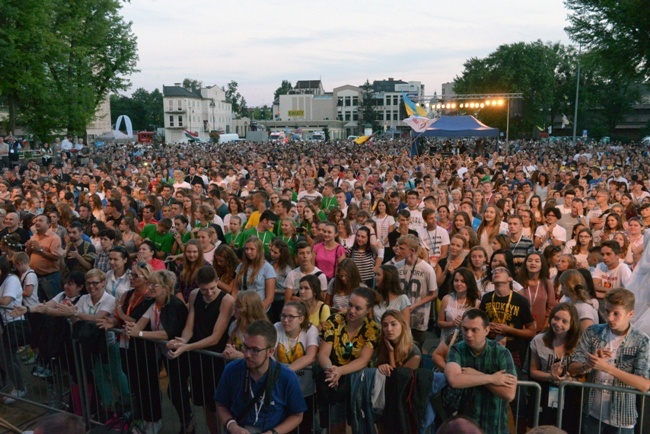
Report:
162,84,231,143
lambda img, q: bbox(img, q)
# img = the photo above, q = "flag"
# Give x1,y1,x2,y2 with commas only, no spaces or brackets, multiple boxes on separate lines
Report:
402,115,437,133
536,125,544,132
354,134,374,145
561,114,570,128
401,91,428,117
182,129,199,140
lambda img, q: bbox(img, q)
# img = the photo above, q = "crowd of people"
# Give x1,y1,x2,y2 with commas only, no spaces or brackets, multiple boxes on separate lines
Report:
0,136,648,434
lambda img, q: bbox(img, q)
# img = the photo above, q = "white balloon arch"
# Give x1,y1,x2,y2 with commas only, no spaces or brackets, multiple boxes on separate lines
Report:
114,115,134,138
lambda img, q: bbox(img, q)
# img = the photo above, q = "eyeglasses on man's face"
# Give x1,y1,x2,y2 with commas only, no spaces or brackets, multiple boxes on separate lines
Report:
241,344,272,357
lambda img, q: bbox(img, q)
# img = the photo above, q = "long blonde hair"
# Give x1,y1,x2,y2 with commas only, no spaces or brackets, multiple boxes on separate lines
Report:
234,290,266,334
235,237,265,290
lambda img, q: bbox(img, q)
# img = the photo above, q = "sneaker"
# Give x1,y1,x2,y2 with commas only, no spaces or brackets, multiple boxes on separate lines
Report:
36,368,52,378
145,419,162,434
3,389,26,404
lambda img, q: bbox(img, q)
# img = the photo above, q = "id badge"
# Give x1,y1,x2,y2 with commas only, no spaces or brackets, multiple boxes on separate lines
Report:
548,386,559,408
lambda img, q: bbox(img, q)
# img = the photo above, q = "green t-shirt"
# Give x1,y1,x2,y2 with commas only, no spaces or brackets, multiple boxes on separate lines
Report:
321,195,338,211
241,227,275,253
140,224,174,254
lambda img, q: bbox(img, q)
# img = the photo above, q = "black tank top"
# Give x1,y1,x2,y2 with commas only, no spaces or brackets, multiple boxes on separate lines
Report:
191,290,228,352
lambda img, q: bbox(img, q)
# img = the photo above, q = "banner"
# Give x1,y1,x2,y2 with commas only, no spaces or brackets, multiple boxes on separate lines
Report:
402,115,436,133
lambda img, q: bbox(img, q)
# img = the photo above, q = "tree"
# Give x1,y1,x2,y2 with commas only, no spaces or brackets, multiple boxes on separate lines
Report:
274,80,293,100
454,41,564,137
225,81,241,118
0,0,54,136
110,88,164,131
0,0,138,139
358,80,380,133
182,78,203,91
565,0,650,82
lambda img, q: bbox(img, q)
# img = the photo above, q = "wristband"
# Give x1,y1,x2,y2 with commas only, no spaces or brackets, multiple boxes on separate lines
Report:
225,418,236,432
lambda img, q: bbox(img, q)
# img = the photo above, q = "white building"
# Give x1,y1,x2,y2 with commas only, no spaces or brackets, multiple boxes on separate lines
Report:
162,83,231,143
372,78,424,134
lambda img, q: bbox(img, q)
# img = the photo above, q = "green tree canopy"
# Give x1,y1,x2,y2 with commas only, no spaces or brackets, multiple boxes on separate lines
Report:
359,80,380,133
0,0,138,139
182,78,203,91
110,88,163,131
565,0,650,82
274,80,293,100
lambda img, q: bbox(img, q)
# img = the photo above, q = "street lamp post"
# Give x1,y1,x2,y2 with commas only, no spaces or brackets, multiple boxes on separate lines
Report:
210,100,216,131
572,45,582,144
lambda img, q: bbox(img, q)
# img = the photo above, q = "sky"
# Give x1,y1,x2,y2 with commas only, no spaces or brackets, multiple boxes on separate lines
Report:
119,0,574,106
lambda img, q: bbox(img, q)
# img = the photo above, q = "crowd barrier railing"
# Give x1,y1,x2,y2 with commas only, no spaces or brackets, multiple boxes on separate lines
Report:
557,380,650,434
1,320,646,433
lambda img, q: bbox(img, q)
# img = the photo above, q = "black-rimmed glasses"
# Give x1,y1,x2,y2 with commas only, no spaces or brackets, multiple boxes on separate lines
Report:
241,344,272,357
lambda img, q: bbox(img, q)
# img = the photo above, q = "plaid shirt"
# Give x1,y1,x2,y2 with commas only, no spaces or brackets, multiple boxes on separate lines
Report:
572,324,650,427
94,251,111,273
447,339,516,434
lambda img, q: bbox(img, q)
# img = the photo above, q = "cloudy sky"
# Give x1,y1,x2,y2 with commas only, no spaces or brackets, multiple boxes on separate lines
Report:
119,0,573,106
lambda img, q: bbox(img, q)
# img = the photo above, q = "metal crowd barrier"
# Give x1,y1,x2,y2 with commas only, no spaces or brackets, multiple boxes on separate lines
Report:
3,318,646,433
557,380,650,434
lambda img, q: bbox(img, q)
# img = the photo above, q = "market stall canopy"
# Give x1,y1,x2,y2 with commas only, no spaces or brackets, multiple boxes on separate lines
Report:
421,115,498,137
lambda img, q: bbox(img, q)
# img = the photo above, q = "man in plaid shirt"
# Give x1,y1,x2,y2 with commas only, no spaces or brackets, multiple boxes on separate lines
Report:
569,288,650,433
445,309,517,434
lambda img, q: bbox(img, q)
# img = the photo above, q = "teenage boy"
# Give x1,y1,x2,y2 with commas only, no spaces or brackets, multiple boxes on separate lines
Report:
321,182,337,211
405,190,424,232
592,241,632,302
244,191,269,230
240,210,278,254
569,288,650,434
480,266,536,370
385,210,419,264
419,208,449,266
283,241,328,304
534,207,566,250
507,215,535,272
396,234,437,347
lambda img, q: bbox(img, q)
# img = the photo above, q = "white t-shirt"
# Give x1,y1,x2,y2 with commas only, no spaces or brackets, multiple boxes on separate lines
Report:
407,208,424,233
592,262,632,290
283,266,328,298
20,269,39,308
397,260,437,332
104,270,131,300
590,330,632,428
76,291,116,317
0,275,23,324
418,226,450,260
535,224,567,249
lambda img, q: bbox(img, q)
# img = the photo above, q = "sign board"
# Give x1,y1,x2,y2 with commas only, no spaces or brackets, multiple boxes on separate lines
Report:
288,110,304,117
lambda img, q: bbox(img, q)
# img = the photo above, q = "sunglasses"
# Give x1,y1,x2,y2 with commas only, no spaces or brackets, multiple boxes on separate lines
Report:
342,342,354,360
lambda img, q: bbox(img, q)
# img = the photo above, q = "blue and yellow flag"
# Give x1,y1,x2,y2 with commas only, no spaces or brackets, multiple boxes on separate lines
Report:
402,91,427,117
354,134,374,145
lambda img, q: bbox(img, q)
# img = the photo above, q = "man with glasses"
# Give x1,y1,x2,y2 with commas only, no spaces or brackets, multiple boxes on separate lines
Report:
216,319,306,434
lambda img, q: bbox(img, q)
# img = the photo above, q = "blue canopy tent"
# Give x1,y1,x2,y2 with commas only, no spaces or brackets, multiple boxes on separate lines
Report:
410,115,498,156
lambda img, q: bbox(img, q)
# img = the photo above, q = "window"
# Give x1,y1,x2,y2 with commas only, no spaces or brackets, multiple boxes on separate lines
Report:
168,100,173,110
393,111,399,120
169,115,174,127
352,112,358,121
385,97,391,106
345,113,351,121
352,97,358,106
178,116,183,127
393,95,399,106
345,97,351,107
177,99,182,110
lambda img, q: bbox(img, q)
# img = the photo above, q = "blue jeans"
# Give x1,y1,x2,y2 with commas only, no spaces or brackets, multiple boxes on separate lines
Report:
583,415,634,434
